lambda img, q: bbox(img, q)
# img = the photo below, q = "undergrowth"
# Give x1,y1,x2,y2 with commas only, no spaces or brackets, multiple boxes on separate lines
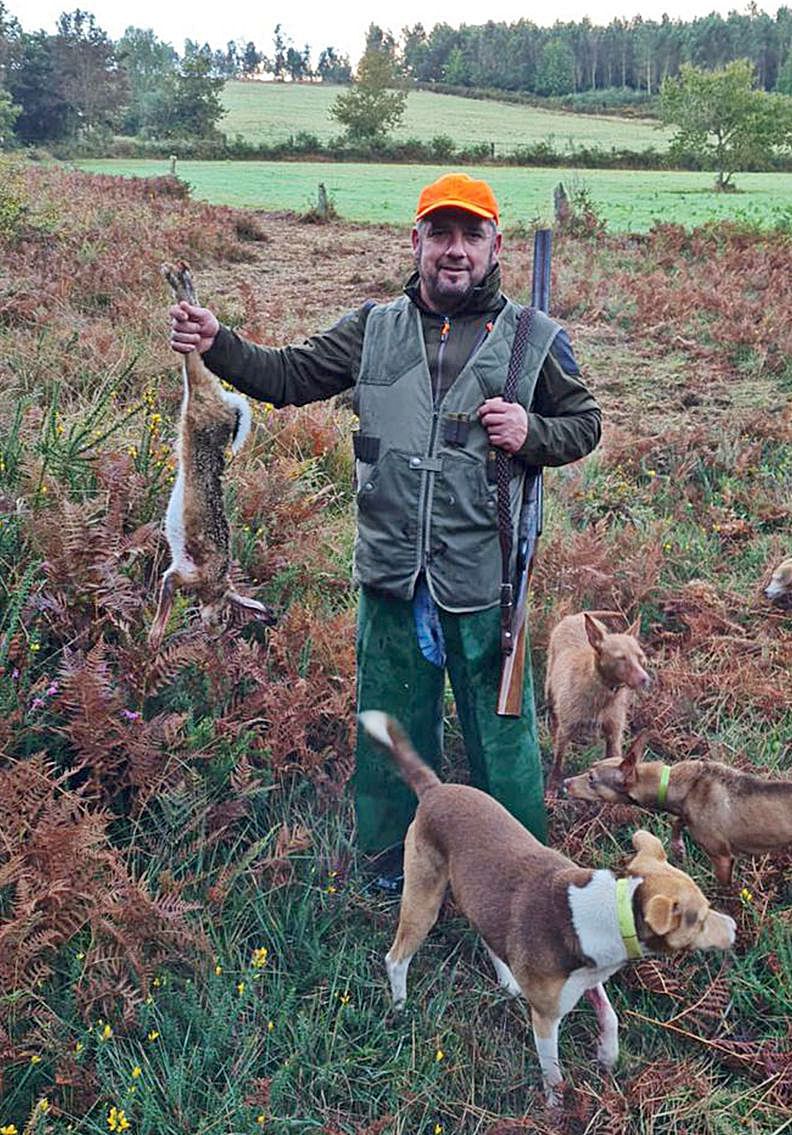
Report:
0,159,789,1134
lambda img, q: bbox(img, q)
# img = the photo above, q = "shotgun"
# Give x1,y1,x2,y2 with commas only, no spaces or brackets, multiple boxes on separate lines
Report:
496,228,551,716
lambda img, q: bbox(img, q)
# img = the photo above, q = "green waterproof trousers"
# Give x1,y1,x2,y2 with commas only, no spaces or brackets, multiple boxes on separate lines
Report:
353,586,547,854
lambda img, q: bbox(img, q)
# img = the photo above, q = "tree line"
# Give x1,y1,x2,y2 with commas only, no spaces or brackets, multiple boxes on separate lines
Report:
399,9,792,97
0,6,352,143
3,2,792,148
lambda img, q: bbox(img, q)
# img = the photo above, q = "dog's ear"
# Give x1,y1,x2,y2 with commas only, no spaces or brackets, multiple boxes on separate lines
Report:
619,732,647,786
631,829,667,861
627,616,641,638
584,613,605,650
644,894,680,936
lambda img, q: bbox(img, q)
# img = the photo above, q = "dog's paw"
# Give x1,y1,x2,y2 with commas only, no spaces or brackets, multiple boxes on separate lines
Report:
596,1038,619,1069
543,1079,567,1110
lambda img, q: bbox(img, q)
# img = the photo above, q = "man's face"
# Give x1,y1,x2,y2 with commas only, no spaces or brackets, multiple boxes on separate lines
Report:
411,207,501,314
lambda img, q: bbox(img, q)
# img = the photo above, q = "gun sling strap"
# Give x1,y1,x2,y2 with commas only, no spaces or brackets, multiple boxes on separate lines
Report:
496,305,535,656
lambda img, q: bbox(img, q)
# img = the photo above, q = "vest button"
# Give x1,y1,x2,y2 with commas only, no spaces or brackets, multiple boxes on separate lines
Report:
409,456,421,467
364,481,373,491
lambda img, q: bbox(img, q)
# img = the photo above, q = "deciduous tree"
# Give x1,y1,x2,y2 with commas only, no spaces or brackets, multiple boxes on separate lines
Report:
661,58,792,189
329,40,407,143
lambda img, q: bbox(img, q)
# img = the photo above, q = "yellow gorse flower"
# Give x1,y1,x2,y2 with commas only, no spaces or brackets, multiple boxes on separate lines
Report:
251,947,269,969
147,1030,159,1042
1,1124,19,1134
107,1106,130,1132
237,981,246,995
435,1048,445,1062
30,1054,42,1064
131,1066,142,1079
100,1023,113,1041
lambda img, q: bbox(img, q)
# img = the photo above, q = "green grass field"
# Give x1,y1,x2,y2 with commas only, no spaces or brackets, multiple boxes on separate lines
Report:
74,158,792,231
219,81,673,156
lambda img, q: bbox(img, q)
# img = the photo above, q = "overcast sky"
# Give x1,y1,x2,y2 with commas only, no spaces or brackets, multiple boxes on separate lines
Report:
16,1,784,65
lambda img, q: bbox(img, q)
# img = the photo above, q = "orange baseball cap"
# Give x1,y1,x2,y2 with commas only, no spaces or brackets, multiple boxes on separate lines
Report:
415,172,499,226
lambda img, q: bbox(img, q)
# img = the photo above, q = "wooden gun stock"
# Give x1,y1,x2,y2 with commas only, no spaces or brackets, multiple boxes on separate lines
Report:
497,227,551,716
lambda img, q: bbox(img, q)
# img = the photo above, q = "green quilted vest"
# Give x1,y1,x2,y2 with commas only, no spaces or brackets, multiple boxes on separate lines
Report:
353,294,559,611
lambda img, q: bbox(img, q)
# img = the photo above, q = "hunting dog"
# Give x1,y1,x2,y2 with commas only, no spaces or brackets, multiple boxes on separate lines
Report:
544,612,651,791
565,733,792,886
149,261,276,648
765,556,792,608
360,711,735,1105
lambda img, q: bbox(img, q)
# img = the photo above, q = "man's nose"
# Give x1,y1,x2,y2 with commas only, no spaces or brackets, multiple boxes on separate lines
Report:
446,229,467,256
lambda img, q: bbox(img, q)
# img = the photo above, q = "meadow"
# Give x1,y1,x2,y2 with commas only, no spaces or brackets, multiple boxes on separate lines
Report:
219,81,673,156
72,158,792,232
0,156,790,1134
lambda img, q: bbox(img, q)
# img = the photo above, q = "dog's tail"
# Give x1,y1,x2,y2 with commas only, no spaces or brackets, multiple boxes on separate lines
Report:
358,711,441,799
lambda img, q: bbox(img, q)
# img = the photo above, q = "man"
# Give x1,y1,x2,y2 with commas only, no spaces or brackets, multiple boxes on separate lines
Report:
170,172,601,890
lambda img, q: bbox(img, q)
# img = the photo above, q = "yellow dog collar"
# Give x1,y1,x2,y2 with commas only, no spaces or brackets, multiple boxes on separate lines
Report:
616,877,643,960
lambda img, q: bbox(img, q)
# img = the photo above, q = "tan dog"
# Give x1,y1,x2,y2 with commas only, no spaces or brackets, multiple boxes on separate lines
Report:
544,612,650,790
565,734,792,886
765,556,792,608
360,711,735,1106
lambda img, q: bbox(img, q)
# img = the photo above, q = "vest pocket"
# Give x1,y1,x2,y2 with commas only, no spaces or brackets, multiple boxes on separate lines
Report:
434,451,497,530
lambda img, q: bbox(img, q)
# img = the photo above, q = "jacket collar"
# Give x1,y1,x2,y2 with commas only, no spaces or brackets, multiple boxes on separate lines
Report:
404,264,504,318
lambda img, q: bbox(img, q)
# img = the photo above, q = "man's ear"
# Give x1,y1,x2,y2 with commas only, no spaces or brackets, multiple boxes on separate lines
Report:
619,732,647,787
411,227,420,254
644,894,680,937
584,613,604,650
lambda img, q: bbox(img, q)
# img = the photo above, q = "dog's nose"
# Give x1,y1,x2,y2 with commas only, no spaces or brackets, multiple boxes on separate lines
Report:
639,671,652,689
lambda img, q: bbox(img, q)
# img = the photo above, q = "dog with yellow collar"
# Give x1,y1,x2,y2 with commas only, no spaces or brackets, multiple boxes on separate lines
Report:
565,732,792,886
359,711,735,1106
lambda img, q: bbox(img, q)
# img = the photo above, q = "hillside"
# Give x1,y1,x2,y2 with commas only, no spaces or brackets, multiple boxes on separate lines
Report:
220,80,672,155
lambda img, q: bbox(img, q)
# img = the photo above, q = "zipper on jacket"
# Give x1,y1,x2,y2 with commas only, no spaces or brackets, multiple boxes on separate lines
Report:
420,315,494,570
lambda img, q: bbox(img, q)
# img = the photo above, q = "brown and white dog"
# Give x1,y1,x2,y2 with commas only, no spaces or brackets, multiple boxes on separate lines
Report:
765,556,792,608
544,612,651,791
359,711,735,1105
565,734,792,886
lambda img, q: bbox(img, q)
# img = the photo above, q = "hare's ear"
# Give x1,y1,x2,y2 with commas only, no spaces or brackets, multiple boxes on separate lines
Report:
619,732,647,786
149,572,177,650
584,612,604,650
227,590,277,626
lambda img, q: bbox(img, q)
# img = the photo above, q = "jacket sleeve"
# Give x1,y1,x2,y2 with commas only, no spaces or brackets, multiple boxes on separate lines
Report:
201,307,369,407
518,330,602,467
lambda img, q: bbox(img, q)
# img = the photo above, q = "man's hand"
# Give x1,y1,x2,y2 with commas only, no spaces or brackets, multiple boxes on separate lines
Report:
169,301,220,355
478,398,528,454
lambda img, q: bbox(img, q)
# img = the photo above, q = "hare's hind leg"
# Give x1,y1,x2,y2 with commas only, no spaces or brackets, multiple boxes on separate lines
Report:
161,260,198,306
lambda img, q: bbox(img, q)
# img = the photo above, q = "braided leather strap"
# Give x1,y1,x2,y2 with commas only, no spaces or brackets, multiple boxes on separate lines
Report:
496,306,535,654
